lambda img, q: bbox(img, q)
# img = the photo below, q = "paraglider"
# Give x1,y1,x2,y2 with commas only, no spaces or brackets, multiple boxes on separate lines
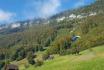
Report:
71,35,81,42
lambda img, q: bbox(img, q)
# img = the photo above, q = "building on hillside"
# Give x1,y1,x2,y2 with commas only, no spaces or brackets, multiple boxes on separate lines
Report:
4,64,19,70
69,14,76,19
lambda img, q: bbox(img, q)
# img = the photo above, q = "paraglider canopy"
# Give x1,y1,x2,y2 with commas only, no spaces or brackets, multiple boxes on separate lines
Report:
71,35,80,42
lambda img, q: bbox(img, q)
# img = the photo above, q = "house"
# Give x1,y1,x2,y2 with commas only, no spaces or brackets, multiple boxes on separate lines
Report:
4,64,19,70
57,17,65,22
69,14,76,19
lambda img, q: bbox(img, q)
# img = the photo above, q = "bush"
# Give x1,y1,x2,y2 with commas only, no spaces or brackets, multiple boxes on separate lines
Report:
24,64,29,68
35,60,43,67
0,61,5,70
28,59,35,65
27,51,35,65
59,50,66,55
16,56,23,61
42,51,50,60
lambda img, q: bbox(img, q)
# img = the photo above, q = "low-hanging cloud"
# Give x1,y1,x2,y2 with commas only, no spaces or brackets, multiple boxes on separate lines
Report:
39,0,61,18
0,9,16,23
23,0,91,19
24,0,61,19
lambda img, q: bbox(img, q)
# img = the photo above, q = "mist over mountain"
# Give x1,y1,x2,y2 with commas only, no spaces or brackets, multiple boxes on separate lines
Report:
0,0,104,70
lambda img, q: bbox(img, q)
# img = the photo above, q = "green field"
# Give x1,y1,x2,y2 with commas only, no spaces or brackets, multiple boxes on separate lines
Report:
16,45,104,70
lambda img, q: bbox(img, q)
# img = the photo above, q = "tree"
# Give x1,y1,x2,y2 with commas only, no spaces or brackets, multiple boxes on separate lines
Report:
27,51,35,65
0,61,5,70
35,59,43,67
42,51,50,60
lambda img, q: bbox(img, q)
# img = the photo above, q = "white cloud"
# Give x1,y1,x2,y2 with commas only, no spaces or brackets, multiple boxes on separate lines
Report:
0,9,16,23
40,0,61,18
24,0,61,19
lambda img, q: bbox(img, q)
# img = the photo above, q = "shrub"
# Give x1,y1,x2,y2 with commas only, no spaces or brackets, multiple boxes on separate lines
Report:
59,50,66,55
42,51,50,60
24,64,29,68
35,60,43,67
27,51,35,65
0,61,5,70
28,59,35,65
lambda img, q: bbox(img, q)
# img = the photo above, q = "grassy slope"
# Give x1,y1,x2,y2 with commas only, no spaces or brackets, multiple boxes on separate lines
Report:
18,45,104,70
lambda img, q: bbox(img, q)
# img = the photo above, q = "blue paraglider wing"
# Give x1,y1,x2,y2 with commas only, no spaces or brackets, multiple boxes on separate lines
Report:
71,36,80,42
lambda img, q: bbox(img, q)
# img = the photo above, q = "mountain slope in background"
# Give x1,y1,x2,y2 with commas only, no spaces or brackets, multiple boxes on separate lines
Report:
0,0,104,70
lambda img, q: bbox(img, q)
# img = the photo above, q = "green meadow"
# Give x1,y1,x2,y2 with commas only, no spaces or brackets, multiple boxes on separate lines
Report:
16,45,104,70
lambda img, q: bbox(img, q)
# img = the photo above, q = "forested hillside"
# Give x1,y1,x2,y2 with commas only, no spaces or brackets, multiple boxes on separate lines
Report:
0,0,104,70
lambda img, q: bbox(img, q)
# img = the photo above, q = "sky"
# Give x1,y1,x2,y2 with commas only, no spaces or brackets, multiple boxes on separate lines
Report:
0,0,95,23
